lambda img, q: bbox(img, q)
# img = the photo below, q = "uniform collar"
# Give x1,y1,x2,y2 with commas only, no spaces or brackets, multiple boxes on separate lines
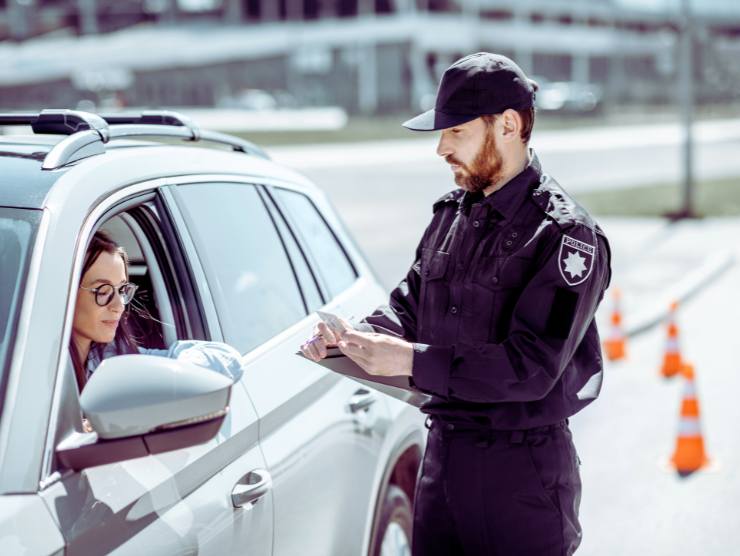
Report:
459,149,542,220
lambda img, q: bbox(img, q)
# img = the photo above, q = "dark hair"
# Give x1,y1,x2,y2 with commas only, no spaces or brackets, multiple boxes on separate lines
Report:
69,231,139,388
482,106,536,144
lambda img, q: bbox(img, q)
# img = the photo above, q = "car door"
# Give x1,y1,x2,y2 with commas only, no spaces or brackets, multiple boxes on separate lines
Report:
39,191,273,556
169,178,390,556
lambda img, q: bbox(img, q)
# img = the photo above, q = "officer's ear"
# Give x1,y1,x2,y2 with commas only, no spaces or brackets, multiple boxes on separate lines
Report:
499,109,522,143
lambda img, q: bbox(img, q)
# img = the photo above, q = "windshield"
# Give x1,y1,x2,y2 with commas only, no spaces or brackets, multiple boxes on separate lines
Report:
0,207,42,405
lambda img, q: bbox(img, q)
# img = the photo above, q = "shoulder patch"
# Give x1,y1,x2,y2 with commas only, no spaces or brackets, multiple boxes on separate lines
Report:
558,233,596,286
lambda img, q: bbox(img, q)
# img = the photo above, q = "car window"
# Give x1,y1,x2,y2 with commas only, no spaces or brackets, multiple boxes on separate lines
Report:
274,188,357,298
174,183,306,353
0,208,41,402
264,193,324,313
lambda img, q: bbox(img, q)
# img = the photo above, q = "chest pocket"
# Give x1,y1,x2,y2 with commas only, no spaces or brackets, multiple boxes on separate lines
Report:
474,254,533,291
420,248,450,281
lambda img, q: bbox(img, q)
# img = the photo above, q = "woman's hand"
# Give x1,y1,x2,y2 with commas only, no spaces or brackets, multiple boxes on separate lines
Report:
82,418,94,433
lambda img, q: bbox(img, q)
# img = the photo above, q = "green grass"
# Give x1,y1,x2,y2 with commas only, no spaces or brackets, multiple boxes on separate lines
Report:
230,103,740,146
228,113,644,146
576,177,740,217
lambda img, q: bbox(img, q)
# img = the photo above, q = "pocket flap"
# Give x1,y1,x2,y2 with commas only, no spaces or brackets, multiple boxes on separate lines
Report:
420,248,450,281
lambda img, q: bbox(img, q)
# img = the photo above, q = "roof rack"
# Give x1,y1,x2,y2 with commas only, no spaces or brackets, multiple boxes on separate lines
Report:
0,109,270,170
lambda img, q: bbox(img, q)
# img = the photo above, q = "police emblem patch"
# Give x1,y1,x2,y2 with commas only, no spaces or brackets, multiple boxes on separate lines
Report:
558,234,595,286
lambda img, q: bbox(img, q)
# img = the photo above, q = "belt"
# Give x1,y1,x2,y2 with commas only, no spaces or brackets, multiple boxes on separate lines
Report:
424,415,568,446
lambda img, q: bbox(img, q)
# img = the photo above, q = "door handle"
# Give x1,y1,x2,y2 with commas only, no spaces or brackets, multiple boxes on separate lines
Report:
232,468,272,508
348,388,377,413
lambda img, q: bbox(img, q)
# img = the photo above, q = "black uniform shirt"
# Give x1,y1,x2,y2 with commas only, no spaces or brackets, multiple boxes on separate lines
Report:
359,151,612,429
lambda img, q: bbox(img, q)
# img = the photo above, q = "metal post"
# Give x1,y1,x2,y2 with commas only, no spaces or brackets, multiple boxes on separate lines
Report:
286,0,303,20
573,54,589,84
358,43,378,115
224,0,245,23
675,0,696,219
262,0,280,21
77,0,98,35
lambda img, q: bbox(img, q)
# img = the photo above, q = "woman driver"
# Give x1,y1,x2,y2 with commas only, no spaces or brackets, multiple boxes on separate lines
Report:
70,231,243,391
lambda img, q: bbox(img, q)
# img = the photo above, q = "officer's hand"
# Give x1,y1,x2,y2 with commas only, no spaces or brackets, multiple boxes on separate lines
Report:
338,330,413,377
300,319,348,361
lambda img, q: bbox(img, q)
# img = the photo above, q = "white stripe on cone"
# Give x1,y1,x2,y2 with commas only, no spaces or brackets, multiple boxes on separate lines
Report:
677,418,702,437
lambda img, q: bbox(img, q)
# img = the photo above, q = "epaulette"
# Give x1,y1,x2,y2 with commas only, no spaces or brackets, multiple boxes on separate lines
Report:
530,174,596,231
432,189,465,213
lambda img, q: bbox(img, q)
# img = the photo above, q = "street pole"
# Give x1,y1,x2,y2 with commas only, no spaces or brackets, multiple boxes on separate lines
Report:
675,0,696,219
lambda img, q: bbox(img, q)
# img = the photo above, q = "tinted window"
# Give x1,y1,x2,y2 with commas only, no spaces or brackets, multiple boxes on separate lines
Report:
0,208,41,408
275,189,356,298
175,183,305,353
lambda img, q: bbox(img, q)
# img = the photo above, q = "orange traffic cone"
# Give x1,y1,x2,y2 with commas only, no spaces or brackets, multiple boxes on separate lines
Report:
603,288,626,361
660,301,683,378
670,364,710,476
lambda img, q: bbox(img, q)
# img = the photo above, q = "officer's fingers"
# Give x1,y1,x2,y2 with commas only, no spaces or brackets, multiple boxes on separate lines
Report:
316,322,337,345
336,317,353,339
306,340,325,361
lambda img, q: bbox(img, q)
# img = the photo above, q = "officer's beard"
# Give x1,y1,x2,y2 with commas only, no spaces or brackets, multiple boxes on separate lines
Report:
448,129,504,194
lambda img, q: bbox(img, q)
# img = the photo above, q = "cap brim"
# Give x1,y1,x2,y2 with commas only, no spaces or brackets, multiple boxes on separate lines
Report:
402,109,478,131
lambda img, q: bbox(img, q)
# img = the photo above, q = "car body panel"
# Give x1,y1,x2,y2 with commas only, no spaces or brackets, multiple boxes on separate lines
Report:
0,495,64,555
40,420,271,555
0,133,426,555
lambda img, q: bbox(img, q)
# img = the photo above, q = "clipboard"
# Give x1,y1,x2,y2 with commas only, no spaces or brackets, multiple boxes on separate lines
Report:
296,347,431,408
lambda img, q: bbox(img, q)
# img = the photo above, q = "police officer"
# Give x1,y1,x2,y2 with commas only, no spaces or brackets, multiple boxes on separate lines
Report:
301,52,612,555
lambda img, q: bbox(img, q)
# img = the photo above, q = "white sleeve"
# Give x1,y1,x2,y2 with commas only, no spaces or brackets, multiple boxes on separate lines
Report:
139,341,244,382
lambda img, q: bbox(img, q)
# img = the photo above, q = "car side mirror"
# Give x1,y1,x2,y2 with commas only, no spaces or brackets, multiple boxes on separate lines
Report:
56,355,232,471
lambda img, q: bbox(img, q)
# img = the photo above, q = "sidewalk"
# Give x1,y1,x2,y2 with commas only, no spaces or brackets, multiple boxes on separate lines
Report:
595,217,738,337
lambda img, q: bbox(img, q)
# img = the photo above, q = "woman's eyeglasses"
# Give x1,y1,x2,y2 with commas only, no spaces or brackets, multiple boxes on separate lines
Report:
79,282,139,307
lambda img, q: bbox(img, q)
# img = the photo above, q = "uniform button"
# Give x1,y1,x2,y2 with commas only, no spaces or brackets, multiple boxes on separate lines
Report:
473,220,480,228
505,240,513,246
424,269,430,277
511,232,518,238
446,423,455,431
450,306,458,315
491,276,499,284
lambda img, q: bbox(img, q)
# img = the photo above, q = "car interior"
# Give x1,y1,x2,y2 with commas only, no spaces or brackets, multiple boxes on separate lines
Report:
99,213,175,350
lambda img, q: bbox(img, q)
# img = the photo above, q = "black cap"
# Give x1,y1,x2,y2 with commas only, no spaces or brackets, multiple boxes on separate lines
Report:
403,52,537,131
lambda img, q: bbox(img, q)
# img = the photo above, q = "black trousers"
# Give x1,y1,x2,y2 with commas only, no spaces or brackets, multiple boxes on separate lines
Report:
412,417,582,556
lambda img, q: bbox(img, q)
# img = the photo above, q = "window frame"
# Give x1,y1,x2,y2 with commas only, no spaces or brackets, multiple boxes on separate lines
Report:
40,179,213,486
0,207,43,420
258,185,327,310
266,185,359,301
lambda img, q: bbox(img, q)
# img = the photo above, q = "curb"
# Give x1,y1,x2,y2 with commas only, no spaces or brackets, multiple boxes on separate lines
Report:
624,249,736,338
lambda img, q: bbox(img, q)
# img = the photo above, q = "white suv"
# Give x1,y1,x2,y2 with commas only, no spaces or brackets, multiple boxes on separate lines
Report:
0,110,424,556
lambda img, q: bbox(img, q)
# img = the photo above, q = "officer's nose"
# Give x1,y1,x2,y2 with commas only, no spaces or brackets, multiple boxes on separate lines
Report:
436,131,453,159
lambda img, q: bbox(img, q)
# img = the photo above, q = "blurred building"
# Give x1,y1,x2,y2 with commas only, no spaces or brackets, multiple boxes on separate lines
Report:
0,0,739,113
